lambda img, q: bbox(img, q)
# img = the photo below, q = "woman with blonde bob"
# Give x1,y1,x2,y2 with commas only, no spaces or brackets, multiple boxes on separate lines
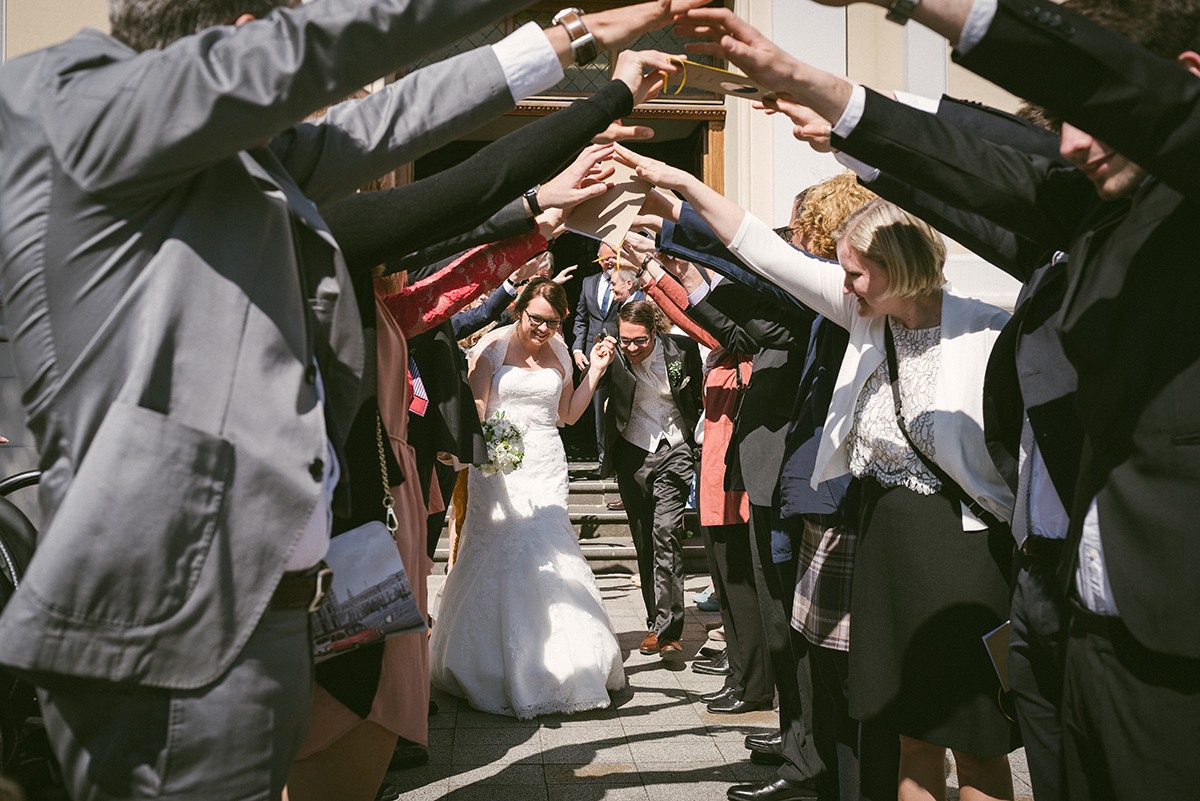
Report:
621,145,1019,801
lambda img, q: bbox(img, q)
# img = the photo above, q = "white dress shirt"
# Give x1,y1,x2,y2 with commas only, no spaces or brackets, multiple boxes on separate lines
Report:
623,340,686,453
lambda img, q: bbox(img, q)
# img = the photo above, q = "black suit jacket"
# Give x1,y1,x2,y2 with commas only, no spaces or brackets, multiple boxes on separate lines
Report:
572,272,621,353
600,333,703,478
952,0,1200,657
688,282,814,506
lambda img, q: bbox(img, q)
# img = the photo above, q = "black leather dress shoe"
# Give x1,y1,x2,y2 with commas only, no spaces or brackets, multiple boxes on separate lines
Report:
699,645,726,659
744,731,783,753
699,685,735,704
706,695,772,714
726,777,818,801
691,651,732,676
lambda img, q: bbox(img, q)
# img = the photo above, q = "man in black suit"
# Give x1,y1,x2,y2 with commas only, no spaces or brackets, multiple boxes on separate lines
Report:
574,243,621,466
678,0,1200,796
601,300,703,658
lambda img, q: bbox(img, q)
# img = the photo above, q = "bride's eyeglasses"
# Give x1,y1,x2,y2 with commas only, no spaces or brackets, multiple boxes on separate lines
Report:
524,311,562,330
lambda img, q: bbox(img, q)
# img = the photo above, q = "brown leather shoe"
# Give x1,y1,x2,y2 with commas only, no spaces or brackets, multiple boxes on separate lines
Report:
606,499,625,511
658,638,683,658
639,632,659,655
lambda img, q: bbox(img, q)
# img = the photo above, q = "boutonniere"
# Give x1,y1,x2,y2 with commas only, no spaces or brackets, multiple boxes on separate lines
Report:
667,360,683,386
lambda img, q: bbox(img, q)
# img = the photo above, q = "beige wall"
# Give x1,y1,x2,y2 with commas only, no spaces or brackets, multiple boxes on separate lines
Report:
6,0,107,60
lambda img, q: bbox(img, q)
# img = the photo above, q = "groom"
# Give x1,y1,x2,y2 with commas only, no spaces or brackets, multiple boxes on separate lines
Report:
601,301,703,657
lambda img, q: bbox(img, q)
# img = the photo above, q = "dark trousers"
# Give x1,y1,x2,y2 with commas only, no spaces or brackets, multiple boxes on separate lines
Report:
808,644,899,801
1061,601,1200,801
1008,549,1067,801
591,382,608,466
749,502,824,785
616,437,693,641
39,608,312,801
702,521,773,704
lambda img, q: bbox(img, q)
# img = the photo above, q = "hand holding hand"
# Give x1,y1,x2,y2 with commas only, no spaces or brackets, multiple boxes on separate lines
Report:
574,351,590,371
589,337,617,372
621,231,657,264
513,253,547,283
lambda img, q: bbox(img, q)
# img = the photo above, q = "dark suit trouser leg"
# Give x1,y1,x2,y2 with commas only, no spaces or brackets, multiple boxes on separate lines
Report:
591,382,608,465
703,522,773,703
1008,550,1067,801
617,439,691,642
749,502,823,784
39,608,312,801
615,440,656,628
1060,604,1200,801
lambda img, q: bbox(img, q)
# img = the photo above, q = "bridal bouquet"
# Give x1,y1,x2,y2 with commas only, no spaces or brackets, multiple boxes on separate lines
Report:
477,411,525,476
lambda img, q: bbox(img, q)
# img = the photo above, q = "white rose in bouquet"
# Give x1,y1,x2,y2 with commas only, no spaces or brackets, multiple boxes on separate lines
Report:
477,411,525,476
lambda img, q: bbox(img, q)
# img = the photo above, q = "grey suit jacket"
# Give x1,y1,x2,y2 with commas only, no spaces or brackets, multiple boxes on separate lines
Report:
0,0,528,689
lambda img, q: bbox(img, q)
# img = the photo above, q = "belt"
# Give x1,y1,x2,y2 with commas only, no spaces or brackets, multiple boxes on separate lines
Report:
271,560,334,612
1019,535,1066,560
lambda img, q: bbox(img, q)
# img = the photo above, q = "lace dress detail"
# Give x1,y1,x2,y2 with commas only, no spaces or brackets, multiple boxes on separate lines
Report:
430,362,625,719
847,320,942,495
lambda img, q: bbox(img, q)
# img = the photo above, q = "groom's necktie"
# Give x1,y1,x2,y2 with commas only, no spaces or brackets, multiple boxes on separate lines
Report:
600,280,613,318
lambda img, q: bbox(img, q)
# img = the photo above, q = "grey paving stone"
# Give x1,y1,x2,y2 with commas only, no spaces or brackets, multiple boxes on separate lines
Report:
547,785,649,801
454,709,539,729
447,763,546,786
627,733,724,764
540,740,636,765
442,784,548,801
544,763,641,785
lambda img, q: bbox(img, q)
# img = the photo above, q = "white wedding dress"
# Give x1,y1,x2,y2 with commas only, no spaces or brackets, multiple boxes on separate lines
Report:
430,330,625,719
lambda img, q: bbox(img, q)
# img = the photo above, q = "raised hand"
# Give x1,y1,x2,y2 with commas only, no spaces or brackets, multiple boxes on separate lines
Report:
613,144,695,193
674,8,801,96
537,144,616,213
583,0,714,53
621,231,657,265
551,264,578,284
611,49,678,107
592,120,655,144
589,336,618,372
755,97,835,153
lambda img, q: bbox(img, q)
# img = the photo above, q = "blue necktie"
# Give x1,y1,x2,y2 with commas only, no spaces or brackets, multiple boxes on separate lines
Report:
600,281,613,318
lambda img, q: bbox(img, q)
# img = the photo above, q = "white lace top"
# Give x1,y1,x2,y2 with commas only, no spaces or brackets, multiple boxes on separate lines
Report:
847,320,942,495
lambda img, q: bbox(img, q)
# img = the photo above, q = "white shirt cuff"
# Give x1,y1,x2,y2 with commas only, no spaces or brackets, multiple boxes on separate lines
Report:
892,90,941,114
956,0,998,54
686,281,711,307
492,22,565,102
834,152,881,183
831,84,867,139
502,278,519,296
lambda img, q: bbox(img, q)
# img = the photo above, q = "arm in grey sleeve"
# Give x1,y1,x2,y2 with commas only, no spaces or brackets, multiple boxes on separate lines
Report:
44,0,530,199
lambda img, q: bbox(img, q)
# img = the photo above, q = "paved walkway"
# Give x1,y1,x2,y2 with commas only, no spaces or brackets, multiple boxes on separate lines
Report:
383,573,1033,801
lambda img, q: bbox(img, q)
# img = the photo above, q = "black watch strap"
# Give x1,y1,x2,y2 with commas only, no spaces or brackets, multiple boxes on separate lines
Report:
524,186,542,217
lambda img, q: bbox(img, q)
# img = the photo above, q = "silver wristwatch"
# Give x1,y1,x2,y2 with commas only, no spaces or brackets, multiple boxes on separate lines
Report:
885,0,922,24
551,7,600,66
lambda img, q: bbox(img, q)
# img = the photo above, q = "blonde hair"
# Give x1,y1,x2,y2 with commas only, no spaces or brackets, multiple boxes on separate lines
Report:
795,172,878,260
834,199,946,299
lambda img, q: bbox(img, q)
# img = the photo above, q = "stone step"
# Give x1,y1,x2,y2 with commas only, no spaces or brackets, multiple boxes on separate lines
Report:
567,479,621,508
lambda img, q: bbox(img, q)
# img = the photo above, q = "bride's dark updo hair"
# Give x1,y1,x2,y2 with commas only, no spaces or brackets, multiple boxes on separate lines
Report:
513,276,569,321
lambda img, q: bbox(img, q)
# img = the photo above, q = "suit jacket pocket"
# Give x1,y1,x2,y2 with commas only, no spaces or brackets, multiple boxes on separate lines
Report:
25,403,233,628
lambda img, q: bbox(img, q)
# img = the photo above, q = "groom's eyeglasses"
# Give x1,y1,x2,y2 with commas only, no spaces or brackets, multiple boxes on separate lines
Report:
524,311,562,330
618,335,652,348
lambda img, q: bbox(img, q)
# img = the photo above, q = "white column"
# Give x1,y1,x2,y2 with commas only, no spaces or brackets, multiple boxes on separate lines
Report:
1,0,7,63
769,0,846,225
902,22,949,98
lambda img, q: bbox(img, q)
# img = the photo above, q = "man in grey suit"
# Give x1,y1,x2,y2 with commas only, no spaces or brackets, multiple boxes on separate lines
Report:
0,0,697,796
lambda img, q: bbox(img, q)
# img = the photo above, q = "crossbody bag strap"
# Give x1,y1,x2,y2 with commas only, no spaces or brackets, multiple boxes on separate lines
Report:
376,414,399,538
883,319,1004,530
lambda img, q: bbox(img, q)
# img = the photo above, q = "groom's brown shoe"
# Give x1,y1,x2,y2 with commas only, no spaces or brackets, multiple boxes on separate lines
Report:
639,632,659,655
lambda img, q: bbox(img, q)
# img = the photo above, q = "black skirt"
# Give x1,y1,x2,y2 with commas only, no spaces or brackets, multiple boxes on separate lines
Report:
848,478,1019,757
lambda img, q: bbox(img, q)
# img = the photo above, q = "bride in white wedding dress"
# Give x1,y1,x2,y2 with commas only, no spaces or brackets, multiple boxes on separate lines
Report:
430,278,625,719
